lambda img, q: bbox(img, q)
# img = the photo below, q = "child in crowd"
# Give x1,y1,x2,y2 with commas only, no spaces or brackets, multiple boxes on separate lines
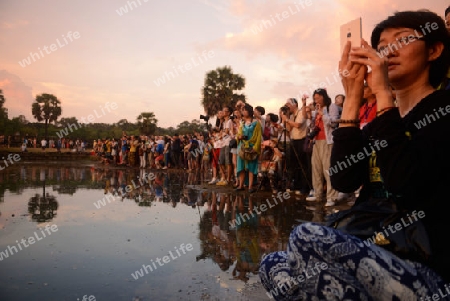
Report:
259,138,283,193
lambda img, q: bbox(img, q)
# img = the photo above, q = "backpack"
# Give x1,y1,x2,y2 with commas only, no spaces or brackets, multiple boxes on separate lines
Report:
189,140,199,152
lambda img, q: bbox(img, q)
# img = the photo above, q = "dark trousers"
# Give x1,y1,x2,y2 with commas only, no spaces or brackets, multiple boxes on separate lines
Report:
290,138,311,193
171,151,182,168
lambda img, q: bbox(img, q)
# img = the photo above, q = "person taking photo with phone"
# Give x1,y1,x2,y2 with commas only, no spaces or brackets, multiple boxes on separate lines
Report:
259,10,450,300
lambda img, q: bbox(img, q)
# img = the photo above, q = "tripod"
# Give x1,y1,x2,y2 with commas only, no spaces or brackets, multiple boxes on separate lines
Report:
278,120,290,192
280,118,313,193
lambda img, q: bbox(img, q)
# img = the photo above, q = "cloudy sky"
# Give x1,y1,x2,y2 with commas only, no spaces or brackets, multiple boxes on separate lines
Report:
0,0,447,128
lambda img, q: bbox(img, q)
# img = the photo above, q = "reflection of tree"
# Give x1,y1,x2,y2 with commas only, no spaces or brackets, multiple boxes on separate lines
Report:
28,180,59,223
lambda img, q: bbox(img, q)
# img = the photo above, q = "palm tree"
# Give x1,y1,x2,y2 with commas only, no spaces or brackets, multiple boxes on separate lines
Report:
136,112,158,135
201,66,246,117
31,93,62,139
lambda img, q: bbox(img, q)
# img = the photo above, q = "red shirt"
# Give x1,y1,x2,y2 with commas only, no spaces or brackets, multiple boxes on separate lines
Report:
359,100,377,129
315,114,326,140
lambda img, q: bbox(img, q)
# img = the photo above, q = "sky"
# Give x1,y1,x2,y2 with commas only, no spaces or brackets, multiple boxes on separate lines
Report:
0,0,447,128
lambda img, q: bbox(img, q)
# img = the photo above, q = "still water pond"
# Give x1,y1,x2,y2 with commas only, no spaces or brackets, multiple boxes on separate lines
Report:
0,161,329,301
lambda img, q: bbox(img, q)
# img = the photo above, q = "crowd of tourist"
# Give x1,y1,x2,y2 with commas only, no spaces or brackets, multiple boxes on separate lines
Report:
19,137,88,153
91,78,388,208
259,7,450,301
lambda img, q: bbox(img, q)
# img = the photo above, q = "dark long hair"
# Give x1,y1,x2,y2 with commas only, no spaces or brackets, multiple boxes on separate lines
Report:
242,103,254,118
313,88,332,111
371,10,450,88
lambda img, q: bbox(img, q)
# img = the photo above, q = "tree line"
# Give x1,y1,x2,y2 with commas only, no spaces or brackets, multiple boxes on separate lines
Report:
0,65,246,145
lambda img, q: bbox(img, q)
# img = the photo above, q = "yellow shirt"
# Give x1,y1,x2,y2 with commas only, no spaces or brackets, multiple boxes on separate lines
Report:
130,141,136,152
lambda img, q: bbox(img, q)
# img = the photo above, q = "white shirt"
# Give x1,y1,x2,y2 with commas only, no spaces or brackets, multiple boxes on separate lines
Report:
221,118,233,145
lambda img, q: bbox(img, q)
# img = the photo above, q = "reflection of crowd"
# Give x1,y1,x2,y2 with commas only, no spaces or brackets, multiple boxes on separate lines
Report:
4,162,319,287
99,169,186,204
197,191,302,283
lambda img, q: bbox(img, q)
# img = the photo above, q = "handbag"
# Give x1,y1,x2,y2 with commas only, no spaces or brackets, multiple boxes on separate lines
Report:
238,145,259,161
229,138,237,149
303,136,314,153
325,196,432,264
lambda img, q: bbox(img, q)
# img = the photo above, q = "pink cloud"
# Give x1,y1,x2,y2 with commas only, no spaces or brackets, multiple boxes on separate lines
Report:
0,70,34,120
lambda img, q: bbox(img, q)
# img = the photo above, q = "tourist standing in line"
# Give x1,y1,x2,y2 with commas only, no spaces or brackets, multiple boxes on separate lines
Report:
305,89,340,206
235,103,262,193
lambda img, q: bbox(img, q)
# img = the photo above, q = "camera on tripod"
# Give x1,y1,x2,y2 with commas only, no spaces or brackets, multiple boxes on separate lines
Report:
199,114,210,122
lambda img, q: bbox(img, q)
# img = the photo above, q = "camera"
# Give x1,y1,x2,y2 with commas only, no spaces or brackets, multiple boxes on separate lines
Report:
307,126,321,139
229,115,235,120
280,106,289,115
200,114,210,122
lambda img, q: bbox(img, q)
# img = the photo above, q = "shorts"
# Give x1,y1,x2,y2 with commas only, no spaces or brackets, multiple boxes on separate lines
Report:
230,148,237,155
219,145,231,165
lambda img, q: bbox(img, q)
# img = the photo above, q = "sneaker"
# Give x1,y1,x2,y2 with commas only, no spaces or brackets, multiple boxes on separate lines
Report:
208,178,218,185
325,199,335,207
308,189,314,198
216,180,228,186
306,196,317,202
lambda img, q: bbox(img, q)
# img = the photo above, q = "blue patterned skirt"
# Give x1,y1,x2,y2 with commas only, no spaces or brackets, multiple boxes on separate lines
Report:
259,222,449,301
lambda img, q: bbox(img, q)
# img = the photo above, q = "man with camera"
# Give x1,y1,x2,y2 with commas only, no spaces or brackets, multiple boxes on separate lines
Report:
216,106,234,186
281,97,311,196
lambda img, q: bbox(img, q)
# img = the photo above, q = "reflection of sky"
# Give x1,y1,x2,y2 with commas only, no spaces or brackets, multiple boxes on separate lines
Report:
0,165,250,300
0,172,212,300
0,164,324,300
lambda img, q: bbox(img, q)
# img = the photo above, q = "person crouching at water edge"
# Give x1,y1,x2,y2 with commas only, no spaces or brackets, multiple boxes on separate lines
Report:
259,10,450,300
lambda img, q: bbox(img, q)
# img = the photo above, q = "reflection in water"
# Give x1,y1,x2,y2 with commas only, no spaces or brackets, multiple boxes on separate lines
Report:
1,163,333,293
195,191,326,284
28,180,59,223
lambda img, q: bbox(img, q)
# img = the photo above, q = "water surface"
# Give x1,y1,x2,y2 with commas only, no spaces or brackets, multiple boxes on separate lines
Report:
0,161,335,301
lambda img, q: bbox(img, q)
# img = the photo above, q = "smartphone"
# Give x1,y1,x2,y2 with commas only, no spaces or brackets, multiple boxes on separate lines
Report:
340,17,362,55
